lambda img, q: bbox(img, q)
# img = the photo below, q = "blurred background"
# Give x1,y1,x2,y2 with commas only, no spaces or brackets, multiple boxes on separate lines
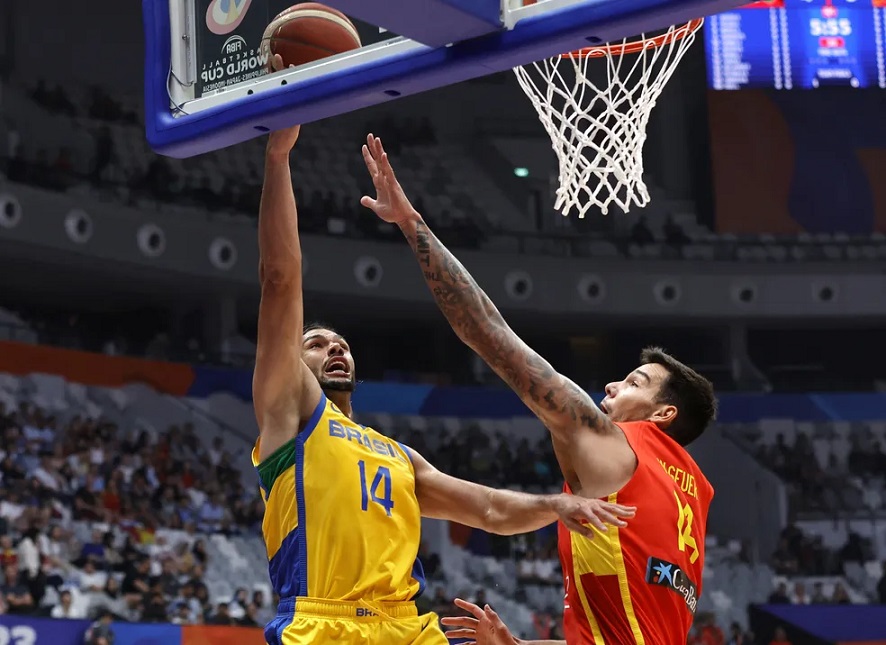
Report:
0,0,886,644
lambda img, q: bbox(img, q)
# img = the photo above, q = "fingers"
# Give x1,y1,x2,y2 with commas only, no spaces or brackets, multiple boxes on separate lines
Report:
365,133,389,165
595,502,636,525
269,54,296,72
611,504,637,517
440,617,478,629
373,135,386,160
363,141,390,189
360,196,377,211
361,144,378,175
582,512,609,532
366,133,380,160
593,508,626,528
378,152,396,179
562,517,595,539
453,597,485,619
442,628,479,639
485,605,506,628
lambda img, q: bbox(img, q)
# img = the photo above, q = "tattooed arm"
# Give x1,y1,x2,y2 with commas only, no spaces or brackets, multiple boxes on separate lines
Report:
401,217,602,432
359,134,637,496
359,134,609,437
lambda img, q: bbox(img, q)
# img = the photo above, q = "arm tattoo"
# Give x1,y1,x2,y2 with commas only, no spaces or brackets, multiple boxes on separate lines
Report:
404,219,605,433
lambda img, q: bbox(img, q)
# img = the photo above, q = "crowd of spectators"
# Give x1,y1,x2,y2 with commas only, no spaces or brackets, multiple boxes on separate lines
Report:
3,78,489,251
766,579,853,605
754,428,886,518
0,378,882,645
394,425,562,494
0,398,268,624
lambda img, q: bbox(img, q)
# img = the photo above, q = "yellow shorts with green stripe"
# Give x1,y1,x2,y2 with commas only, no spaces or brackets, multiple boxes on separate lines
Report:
265,597,449,645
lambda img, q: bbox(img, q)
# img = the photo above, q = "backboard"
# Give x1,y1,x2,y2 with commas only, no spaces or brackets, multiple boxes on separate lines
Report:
144,0,746,158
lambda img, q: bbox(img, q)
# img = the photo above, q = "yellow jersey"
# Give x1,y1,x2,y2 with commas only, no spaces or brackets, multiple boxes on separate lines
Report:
252,394,426,603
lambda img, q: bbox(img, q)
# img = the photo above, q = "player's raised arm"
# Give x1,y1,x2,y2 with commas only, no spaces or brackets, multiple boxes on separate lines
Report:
359,135,606,439
406,445,634,536
253,56,322,461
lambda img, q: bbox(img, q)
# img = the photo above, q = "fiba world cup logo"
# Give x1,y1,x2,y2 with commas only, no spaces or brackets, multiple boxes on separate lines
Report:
206,0,254,35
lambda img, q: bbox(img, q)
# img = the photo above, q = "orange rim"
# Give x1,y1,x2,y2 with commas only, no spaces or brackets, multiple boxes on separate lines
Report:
565,18,704,58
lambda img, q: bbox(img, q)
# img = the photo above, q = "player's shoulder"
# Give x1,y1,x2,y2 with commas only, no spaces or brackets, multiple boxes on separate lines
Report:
614,419,660,434
616,421,710,479
612,419,659,449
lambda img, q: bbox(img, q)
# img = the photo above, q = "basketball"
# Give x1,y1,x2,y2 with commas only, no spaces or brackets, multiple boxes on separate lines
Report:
263,3,362,70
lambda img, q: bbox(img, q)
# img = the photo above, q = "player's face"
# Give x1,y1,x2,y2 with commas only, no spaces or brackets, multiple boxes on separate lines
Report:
302,328,356,392
600,363,676,425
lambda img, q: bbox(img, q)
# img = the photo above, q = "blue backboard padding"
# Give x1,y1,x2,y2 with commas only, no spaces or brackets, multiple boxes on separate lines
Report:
144,0,746,157
323,0,502,47
760,604,886,641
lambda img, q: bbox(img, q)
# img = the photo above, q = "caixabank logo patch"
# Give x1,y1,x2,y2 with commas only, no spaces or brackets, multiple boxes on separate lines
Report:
206,0,254,35
646,557,698,614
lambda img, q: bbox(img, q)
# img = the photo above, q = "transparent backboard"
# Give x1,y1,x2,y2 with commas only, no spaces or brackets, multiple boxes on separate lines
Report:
145,0,746,157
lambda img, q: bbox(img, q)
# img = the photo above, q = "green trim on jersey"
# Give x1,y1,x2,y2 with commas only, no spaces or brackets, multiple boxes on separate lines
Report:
258,440,295,496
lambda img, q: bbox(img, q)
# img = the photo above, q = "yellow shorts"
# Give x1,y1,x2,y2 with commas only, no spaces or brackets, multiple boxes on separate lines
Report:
265,597,449,645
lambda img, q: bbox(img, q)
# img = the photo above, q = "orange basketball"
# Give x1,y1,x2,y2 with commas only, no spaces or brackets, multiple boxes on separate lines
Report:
263,3,362,70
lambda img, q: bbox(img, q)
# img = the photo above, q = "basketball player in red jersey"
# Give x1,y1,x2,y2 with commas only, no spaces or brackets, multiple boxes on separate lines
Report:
360,134,717,645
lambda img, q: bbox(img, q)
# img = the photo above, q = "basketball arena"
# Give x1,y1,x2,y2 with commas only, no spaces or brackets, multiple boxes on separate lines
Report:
0,0,885,644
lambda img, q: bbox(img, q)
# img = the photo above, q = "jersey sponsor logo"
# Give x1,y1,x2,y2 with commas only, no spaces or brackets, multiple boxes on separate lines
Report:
328,420,407,463
645,556,698,614
356,607,377,617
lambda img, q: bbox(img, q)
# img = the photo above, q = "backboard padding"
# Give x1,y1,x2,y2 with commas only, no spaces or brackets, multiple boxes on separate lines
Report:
145,0,747,157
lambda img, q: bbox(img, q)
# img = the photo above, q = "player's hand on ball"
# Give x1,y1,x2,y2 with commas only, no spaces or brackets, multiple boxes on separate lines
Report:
553,494,636,538
360,133,417,224
441,598,521,645
265,54,301,158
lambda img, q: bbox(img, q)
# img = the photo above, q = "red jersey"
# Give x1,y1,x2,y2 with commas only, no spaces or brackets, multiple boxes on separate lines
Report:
559,421,714,645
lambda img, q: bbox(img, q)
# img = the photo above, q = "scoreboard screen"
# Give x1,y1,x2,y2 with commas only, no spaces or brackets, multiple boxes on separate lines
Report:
705,0,886,89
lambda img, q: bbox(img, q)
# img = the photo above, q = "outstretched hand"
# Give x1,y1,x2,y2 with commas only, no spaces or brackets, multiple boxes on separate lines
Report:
360,133,417,225
552,494,636,539
441,598,520,645
266,53,300,158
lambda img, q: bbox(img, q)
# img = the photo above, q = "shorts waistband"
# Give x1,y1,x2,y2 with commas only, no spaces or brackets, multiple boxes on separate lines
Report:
278,596,418,621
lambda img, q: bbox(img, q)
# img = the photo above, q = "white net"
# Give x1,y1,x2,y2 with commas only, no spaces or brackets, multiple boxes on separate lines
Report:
514,19,703,218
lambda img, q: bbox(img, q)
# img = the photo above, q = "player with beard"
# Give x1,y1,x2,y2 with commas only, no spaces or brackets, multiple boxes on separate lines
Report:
360,134,717,645
251,57,637,645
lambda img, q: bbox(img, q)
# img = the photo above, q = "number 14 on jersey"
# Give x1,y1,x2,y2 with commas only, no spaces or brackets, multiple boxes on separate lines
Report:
358,460,394,516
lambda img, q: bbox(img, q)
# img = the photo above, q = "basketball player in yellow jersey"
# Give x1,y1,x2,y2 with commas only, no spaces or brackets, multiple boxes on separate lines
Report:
253,56,635,645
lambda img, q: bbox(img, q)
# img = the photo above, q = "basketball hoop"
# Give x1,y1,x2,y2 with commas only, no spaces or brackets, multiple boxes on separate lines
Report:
514,19,704,217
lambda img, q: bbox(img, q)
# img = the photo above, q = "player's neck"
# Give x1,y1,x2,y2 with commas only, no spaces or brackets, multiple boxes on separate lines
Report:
326,390,353,419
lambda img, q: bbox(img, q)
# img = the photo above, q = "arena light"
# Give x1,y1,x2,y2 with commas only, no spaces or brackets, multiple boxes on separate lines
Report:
513,167,529,178
653,280,681,306
504,270,533,301
64,209,93,244
730,283,757,306
209,237,238,271
0,193,22,229
137,223,166,258
812,281,838,304
577,274,606,304
354,256,383,288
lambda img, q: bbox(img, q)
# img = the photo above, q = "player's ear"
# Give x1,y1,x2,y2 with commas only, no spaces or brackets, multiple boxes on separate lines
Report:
650,404,677,425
